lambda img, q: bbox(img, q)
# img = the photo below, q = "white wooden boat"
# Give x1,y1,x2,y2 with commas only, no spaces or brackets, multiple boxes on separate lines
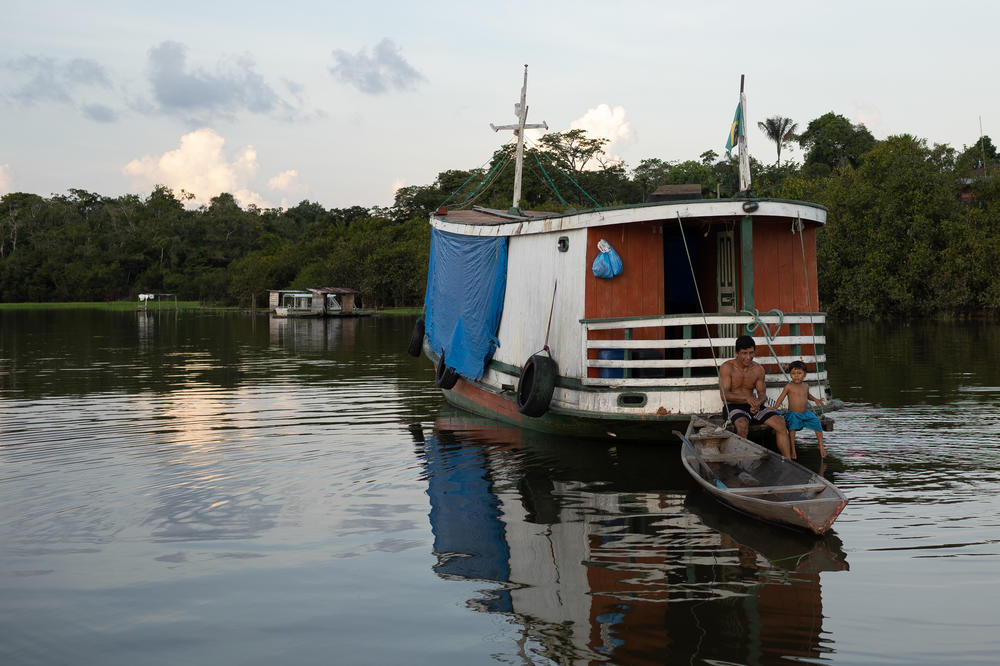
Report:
413,68,840,440
677,416,847,534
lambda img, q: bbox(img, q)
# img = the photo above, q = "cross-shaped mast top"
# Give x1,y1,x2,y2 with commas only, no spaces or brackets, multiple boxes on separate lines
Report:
490,65,548,214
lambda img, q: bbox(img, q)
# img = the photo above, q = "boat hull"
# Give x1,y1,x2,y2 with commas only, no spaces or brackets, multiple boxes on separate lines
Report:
441,375,691,441
432,350,840,441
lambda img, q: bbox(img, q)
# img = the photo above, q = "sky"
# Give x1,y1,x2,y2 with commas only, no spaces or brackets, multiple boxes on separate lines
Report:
2,0,998,211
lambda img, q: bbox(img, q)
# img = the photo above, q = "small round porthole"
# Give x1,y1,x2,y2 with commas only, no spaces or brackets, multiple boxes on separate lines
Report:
557,236,569,252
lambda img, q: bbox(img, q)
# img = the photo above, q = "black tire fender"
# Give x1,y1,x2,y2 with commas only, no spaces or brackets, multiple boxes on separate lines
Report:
516,353,558,417
434,352,459,390
407,318,424,357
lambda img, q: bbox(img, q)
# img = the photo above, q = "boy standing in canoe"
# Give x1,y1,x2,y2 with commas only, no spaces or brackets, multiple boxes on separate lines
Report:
719,335,793,458
775,360,827,458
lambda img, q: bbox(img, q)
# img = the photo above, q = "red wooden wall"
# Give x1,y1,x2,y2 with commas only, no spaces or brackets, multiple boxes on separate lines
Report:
751,221,821,368
585,224,664,320
584,224,665,377
752,222,819,312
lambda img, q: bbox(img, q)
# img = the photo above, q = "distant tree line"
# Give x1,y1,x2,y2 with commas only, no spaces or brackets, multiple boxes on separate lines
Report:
0,188,427,308
1,111,998,317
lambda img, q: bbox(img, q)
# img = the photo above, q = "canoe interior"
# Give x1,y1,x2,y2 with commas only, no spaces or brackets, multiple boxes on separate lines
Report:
683,423,835,500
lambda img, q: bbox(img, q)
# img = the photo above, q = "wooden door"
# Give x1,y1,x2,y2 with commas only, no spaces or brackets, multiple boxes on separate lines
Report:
716,229,737,355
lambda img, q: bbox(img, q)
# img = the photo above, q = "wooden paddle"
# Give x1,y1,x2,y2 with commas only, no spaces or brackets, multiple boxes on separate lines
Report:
675,431,727,489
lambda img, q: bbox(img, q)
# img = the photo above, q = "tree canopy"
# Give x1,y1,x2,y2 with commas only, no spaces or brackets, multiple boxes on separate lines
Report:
2,114,998,319
796,112,876,175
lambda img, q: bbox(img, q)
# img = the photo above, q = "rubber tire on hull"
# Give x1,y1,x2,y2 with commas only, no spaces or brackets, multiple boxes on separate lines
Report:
407,318,424,357
434,353,459,390
516,353,558,417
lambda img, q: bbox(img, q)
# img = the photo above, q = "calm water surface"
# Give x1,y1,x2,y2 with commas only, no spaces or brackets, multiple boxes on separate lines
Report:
1,311,998,665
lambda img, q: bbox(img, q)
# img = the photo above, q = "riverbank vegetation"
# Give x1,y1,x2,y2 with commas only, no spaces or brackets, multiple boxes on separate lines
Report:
1,113,997,318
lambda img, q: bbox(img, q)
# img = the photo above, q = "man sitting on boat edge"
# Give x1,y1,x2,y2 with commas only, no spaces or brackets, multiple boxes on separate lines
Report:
719,335,793,458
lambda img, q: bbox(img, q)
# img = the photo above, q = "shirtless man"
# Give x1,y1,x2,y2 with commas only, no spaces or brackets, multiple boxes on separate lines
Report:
718,335,793,458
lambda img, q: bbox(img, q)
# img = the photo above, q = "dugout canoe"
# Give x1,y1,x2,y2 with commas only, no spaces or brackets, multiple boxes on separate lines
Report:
676,416,848,535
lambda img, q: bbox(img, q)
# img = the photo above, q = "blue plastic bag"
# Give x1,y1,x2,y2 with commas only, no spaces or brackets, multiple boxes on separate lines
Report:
592,238,623,279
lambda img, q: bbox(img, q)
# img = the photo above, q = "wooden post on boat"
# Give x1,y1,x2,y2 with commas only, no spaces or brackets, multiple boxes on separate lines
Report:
491,65,548,214
737,74,751,194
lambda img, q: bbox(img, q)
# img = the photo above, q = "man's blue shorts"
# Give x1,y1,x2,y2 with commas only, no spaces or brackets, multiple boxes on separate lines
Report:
784,410,823,432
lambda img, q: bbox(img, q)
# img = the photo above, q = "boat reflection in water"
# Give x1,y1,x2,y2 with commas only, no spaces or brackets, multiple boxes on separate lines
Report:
414,408,848,664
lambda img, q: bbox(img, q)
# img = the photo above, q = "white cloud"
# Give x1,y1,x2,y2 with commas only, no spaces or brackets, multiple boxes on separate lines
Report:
122,128,268,208
233,188,268,209
0,163,11,194
570,104,634,166
523,127,547,144
853,102,889,139
268,169,299,192
267,170,306,209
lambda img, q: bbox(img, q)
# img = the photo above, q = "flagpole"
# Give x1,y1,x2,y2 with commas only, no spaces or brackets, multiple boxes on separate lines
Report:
724,74,751,194
738,74,750,194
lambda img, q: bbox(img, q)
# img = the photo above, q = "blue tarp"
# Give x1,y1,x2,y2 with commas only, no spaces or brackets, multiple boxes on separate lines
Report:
424,437,512,602
424,228,508,380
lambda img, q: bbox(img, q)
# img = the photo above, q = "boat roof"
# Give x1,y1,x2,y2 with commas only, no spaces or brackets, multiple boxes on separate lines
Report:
430,198,827,237
270,287,361,295
307,287,361,295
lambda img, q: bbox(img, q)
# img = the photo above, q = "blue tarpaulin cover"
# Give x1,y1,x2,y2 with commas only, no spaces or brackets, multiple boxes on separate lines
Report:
424,228,508,380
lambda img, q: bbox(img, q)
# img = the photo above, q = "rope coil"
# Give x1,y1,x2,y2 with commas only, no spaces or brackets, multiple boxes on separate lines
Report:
740,307,790,384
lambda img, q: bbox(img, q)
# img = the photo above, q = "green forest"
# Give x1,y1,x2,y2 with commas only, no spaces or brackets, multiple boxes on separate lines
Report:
2,111,998,318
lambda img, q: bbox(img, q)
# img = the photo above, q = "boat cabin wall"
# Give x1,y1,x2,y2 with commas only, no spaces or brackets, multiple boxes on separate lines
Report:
584,222,721,378
493,228,588,378
750,220,822,371
585,223,665,320
752,221,819,313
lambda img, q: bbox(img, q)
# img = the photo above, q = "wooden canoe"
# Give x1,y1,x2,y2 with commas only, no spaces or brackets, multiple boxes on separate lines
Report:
676,416,848,535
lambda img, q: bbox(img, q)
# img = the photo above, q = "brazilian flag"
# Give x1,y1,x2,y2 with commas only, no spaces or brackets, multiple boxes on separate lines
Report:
725,102,743,154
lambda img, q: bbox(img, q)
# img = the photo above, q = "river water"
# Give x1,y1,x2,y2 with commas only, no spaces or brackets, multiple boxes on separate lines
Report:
1,311,998,665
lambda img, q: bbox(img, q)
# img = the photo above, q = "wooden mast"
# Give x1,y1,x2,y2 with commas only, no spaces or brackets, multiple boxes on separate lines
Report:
490,65,548,214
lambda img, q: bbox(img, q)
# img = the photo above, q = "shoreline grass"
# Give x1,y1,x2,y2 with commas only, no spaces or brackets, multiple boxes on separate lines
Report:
0,301,205,311
0,301,424,315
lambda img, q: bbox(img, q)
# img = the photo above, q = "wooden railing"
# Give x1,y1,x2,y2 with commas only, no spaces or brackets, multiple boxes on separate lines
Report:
580,313,827,387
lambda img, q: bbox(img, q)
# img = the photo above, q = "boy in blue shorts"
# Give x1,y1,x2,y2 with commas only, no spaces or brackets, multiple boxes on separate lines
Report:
774,360,826,458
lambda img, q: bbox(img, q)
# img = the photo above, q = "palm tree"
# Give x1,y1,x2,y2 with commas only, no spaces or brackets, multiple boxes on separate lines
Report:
757,116,798,165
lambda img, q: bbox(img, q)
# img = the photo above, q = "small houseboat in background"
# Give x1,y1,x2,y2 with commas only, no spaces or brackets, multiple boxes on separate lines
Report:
413,69,840,440
269,287,364,318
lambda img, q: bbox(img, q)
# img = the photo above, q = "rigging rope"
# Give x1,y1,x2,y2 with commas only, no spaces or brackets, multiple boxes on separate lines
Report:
676,212,730,428
454,155,511,208
440,138,604,213
532,152,570,208
435,171,478,209
740,307,791,387
439,152,512,210
557,164,601,209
